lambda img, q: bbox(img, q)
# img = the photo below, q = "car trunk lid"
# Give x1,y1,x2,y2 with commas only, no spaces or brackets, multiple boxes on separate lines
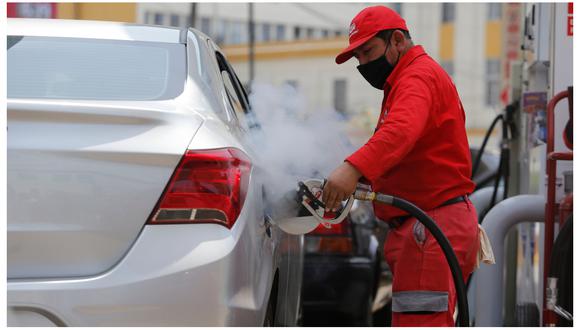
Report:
7,100,203,278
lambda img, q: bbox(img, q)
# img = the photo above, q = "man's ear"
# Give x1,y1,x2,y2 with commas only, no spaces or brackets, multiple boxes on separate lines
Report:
393,30,406,49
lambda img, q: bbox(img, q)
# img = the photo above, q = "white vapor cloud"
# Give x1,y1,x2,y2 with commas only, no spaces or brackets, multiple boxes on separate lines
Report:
247,82,357,205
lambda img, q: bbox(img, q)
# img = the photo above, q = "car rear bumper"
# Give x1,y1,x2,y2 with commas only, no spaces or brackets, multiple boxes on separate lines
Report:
7,224,272,326
301,254,377,326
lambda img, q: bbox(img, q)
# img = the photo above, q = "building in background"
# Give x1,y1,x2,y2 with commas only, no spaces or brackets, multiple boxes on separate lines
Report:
7,3,58,18
7,2,136,22
8,2,522,147
138,3,520,147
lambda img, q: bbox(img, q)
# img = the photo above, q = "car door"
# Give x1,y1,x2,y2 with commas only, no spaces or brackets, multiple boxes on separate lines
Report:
213,47,304,326
208,43,286,321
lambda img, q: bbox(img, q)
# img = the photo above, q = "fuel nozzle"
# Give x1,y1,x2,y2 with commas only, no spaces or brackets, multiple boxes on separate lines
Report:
296,178,354,227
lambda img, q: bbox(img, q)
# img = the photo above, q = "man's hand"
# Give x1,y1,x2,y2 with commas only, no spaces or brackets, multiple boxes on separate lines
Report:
322,162,362,212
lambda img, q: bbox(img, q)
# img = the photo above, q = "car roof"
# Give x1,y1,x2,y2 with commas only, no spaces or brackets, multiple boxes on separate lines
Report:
7,18,186,44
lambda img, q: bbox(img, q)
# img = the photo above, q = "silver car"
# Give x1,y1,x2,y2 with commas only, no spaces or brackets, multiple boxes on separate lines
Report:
7,18,303,327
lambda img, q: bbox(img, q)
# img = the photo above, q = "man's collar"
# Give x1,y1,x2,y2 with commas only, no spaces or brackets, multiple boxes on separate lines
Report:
383,45,427,90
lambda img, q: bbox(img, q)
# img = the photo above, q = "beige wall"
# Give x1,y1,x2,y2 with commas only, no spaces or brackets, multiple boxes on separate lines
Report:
57,3,136,22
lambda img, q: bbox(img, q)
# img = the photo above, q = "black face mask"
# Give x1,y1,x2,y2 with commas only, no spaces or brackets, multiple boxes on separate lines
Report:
357,43,399,90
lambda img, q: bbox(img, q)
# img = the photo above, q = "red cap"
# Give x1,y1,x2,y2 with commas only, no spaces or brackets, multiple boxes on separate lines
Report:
335,6,408,64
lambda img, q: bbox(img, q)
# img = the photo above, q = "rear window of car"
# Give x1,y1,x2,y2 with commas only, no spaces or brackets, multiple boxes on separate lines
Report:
7,36,186,101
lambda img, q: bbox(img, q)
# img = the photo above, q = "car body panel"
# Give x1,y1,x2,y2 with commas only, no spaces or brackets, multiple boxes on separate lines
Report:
9,181,271,326
7,100,203,278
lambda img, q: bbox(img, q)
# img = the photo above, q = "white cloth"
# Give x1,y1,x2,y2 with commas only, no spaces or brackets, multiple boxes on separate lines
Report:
476,224,495,268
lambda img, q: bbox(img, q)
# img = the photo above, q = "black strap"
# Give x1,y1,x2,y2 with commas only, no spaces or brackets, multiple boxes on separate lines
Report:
386,195,468,229
440,195,467,207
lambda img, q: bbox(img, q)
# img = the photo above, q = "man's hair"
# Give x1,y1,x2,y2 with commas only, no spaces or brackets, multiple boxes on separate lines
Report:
376,29,412,42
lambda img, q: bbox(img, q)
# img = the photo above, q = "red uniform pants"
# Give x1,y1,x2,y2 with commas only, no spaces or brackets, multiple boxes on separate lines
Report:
384,198,479,327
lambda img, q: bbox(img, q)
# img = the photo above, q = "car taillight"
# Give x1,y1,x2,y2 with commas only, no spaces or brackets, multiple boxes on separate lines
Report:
148,148,251,228
305,218,353,254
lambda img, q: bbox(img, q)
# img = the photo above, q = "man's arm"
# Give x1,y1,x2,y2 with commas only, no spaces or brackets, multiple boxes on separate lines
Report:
323,74,433,210
346,74,433,180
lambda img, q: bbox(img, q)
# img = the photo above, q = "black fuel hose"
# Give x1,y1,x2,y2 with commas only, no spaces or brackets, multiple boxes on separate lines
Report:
356,191,469,327
472,114,503,177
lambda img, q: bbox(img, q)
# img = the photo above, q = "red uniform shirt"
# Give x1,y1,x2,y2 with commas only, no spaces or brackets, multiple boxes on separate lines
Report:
346,45,475,220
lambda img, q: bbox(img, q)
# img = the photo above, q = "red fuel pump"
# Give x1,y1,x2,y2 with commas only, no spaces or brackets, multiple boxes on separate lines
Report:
543,87,573,326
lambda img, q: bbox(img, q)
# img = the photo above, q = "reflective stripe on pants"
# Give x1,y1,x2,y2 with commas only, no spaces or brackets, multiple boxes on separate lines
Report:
392,290,449,313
